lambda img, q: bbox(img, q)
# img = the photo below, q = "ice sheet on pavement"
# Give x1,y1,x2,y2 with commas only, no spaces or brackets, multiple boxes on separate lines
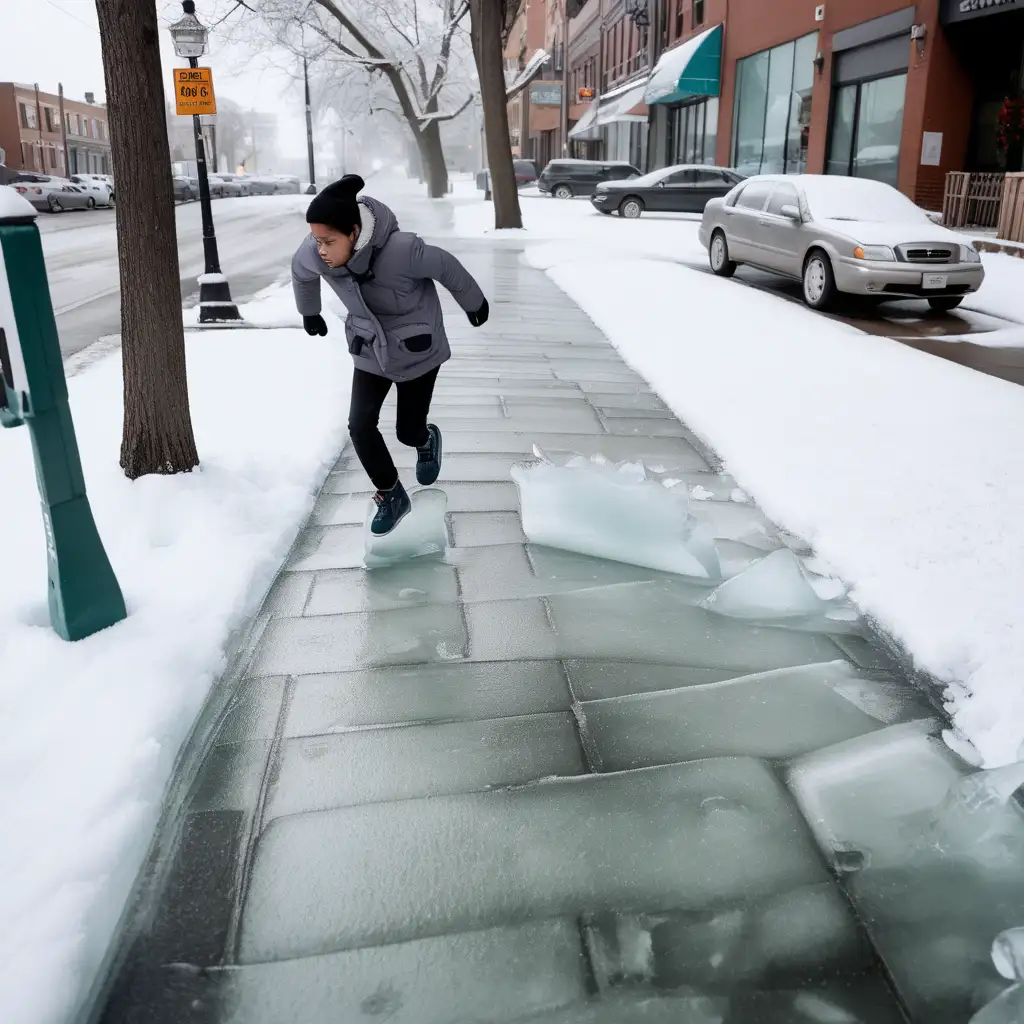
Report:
364,488,449,568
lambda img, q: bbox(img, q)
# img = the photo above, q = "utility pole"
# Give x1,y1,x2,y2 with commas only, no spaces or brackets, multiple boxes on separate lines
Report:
34,83,43,171
58,83,70,178
304,55,317,194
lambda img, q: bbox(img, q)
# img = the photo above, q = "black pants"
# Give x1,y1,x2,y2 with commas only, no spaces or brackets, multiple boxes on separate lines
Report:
348,366,439,491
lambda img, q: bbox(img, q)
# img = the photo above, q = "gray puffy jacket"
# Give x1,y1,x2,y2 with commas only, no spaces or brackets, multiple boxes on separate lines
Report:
291,196,485,383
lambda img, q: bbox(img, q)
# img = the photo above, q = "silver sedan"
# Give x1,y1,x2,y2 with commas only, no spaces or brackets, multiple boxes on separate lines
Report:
698,174,985,312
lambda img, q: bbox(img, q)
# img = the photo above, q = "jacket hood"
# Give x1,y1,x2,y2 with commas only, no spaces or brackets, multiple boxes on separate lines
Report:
345,196,399,276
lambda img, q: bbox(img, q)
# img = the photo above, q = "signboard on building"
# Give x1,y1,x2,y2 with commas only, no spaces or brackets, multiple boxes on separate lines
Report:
173,67,217,116
941,0,1018,24
530,82,563,107
921,132,943,166
578,87,595,100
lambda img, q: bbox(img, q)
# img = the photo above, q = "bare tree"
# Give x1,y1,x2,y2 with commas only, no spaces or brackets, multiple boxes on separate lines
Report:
96,0,199,479
470,0,522,229
238,0,474,197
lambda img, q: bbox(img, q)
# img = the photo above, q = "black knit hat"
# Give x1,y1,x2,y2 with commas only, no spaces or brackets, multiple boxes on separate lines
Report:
305,174,365,233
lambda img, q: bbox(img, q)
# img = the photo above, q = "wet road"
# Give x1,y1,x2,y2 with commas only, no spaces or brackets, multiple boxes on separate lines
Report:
39,195,310,359
696,264,1024,387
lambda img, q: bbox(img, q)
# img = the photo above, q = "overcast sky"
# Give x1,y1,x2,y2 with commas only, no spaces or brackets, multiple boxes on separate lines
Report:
0,0,310,155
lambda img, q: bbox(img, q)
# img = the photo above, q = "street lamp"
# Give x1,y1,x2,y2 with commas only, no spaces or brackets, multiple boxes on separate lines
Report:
168,0,241,323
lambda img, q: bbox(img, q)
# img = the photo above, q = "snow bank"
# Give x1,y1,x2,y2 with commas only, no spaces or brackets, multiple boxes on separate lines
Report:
524,243,1024,769
0,307,350,1024
964,251,1024,325
452,191,709,265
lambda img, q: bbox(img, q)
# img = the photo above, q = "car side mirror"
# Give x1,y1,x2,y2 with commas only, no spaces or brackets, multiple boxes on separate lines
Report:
780,204,802,221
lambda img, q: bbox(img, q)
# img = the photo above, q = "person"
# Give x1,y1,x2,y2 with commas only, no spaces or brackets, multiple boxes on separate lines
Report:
292,174,489,535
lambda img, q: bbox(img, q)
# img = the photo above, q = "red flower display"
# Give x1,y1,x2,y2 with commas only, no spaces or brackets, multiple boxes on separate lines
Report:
996,96,1024,153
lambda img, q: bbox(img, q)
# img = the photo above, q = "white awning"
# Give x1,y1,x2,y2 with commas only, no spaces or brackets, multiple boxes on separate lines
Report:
568,100,599,140
594,80,649,127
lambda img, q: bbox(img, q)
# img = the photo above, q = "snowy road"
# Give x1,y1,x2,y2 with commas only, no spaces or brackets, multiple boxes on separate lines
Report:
39,195,311,358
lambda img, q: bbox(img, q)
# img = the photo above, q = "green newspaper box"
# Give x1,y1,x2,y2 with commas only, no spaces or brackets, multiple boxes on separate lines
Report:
0,188,125,640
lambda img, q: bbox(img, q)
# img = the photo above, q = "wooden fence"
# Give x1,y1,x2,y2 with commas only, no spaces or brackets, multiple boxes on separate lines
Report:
997,172,1024,243
942,171,1005,230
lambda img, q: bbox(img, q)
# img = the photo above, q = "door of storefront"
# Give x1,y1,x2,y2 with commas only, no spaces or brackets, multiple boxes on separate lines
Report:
665,97,719,166
940,3,1024,172
824,10,913,188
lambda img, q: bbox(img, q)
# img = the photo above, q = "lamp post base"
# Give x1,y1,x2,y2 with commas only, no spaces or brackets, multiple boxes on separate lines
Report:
197,272,242,323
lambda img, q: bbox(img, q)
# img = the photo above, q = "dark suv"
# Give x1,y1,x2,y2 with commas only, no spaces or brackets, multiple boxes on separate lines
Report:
537,159,641,198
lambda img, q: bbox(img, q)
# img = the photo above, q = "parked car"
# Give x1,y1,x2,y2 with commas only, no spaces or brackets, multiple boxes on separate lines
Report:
70,174,114,206
240,174,279,196
699,174,985,312
172,176,197,202
591,164,746,218
267,174,302,194
537,159,641,198
9,174,95,212
209,173,245,198
514,159,539,188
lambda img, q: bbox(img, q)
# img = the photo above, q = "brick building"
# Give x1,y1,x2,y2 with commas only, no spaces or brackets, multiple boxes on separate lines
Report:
0,83,111,178
562,0,1024,207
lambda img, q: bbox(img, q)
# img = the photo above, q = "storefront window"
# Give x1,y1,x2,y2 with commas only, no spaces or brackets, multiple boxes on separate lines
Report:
667,97,721,166
826,73,906,187
732,33,817,175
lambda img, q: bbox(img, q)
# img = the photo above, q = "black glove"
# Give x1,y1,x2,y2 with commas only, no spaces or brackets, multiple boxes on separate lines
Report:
303,314,328,336
467,298,489,328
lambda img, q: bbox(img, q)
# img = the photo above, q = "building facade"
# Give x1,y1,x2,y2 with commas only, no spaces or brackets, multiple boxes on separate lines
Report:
0,83,111,177
562,0,1024,208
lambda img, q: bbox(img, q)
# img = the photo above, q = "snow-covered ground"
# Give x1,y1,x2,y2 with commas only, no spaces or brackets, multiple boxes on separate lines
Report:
454,190,1024,770
454,192,1024,328
0,286,349,1024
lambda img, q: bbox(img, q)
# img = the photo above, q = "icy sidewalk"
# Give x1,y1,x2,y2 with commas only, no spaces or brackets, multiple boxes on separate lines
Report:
90,241,1024,1024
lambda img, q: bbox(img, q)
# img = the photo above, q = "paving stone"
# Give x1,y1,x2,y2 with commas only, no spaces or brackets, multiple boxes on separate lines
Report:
284,524,366,571
596,417,693,438
239,758,831,962
582,663,934,770
302,559,458,617
438,432,708,466
219,919,589,1023
265,713,585,817
188,741,271,813
250,603,469,676
586,392,671,411
546,581,845,671
465,598,561,661
450,511,527,547
215,677,287,745
564,660,746,700
597,406,678,421
284,661,573,735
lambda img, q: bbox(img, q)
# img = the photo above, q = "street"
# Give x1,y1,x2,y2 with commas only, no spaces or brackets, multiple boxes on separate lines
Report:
40,195,310,358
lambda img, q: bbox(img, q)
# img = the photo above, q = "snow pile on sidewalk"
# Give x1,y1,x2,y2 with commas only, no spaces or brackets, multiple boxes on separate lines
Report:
524,241,1024,770
451,191,708,265
0,306,350,1024
963,250,1024,325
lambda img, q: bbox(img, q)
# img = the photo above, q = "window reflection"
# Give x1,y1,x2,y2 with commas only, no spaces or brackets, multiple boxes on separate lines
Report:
826,73,906,188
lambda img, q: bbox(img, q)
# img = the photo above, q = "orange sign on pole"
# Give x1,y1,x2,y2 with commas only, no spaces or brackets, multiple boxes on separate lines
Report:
173,67,216,116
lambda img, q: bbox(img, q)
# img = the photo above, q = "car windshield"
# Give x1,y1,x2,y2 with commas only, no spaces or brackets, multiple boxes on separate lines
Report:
626,168,678,187
801,176,931,224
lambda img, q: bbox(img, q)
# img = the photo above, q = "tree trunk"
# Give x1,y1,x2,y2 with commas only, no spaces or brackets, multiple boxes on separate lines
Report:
95,0,199,479
470,0,523,229
418,120,449,198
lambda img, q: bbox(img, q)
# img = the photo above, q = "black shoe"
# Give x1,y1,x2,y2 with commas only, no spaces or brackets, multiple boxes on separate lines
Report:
416,424,443,486
370,480,411,536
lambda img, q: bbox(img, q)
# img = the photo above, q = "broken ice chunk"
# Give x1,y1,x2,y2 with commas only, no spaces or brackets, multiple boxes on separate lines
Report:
970,983,1024,1024
701,549,825,620
992,927,1024,981
691,485,715,501
690,501,777,550
512,456,721,578
364,488,448,569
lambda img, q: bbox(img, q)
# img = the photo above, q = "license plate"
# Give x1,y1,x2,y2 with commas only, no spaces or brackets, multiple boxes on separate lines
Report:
922,273,948,290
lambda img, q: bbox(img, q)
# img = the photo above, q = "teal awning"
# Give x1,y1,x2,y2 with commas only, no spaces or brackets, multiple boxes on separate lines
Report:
644,23,722,106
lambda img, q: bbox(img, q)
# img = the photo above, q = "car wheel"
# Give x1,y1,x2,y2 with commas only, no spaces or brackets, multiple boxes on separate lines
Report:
803,249,837,311
553,184,573,199
709,230,737,278
928,296,964,312
48,195,62,213
619,197,644,219
87,197,96,209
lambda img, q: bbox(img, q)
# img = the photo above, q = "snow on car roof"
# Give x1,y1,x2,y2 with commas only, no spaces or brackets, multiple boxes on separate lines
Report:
742,173,931,224
0,186,38,219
